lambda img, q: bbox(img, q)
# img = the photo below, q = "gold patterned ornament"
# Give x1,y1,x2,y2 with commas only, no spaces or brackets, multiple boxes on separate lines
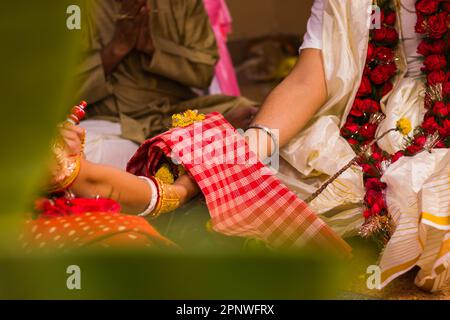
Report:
147,176,181,218
171,109,206,128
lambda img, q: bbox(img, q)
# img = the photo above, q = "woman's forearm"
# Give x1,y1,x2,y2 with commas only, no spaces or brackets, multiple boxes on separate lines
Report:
71,160,196,215
248,49,327,154
71,160,152,214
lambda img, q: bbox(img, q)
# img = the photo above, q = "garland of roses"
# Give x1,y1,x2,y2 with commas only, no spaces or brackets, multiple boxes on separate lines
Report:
340,0,450,241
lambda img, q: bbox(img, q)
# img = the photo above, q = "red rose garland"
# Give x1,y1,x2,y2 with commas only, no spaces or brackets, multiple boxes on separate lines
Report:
340,0,450,242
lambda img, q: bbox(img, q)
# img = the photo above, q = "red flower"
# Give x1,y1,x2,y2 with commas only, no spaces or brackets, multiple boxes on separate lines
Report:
357,76,373,97
347,138,359,146
438,119,450,137
370,63,397,85
365,178,387,191
433,101,449,117
382,10,396,26
372,27,399,45
359,123,377,140
413,135,428,147
427,70,447,85
416,0,440,15
350,99,381,117
427,12,449,39
371,202,386,216
443,81,450,97
415,14,427,33
341,122,360,138
422,115,440,134
406,144,423,155
436,141,446,148
365,190,381,206
375,46,395,64
418,39,447,56
391,151,405,163
371,151,384,162
361,163,380,177
365,190,386,216
363,209,373,219
443,2,450,12
366,43,376,62
423,54,447,72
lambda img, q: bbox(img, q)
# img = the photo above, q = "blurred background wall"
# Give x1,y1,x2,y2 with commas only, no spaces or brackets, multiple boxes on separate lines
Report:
227,0,314,40
225,0,315,102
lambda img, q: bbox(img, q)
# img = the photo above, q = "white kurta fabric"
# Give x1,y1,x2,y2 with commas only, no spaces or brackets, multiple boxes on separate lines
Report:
80,120,139,170
299,0,325,51
301,0,423,75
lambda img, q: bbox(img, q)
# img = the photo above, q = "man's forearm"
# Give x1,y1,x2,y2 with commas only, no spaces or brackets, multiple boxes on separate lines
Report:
250,49,327,149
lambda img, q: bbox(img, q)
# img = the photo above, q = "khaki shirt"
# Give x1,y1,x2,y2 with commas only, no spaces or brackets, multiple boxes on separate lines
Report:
76,0,220,142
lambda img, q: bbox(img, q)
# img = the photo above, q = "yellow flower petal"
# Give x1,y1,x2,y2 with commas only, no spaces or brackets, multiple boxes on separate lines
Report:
171,109,206,128
155,163,175,184
396,118,412,136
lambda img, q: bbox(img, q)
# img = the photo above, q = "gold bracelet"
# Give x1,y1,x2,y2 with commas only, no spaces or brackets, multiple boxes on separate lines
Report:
148,177,181,218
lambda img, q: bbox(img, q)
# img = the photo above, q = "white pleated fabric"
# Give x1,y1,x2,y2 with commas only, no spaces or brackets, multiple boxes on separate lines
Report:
379,150,449,292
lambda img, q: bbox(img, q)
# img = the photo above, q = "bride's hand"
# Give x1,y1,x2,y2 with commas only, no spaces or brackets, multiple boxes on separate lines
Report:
58,124,86,156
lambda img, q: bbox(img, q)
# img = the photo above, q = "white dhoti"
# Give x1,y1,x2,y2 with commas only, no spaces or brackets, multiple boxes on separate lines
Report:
80,120,139,170
380,150,450,292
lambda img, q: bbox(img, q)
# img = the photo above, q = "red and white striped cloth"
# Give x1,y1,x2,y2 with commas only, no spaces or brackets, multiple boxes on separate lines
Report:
127,113,351,255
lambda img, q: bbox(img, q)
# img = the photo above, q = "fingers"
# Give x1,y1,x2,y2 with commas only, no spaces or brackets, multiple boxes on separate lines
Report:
60,128,78,142
247,106,259,117
58,123,85,155
137,5,148,23
140,5,150,26
121,0,146,17
133,6,147,37
61,123,86,140
174,174,200,204
59,128,83,155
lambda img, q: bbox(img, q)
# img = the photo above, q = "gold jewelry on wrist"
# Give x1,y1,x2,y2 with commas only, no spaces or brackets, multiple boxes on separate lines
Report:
148,177,181,218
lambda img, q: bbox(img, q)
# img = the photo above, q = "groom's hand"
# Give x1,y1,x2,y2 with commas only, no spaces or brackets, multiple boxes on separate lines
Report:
225,106,259,130
174,174,200,205
136,4,154,56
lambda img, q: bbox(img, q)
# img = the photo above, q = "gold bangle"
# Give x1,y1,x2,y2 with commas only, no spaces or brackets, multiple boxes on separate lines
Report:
159,183,181,215
148,177,181,218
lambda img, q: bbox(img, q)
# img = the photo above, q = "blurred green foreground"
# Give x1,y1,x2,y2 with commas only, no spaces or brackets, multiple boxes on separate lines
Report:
0,1,353,299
